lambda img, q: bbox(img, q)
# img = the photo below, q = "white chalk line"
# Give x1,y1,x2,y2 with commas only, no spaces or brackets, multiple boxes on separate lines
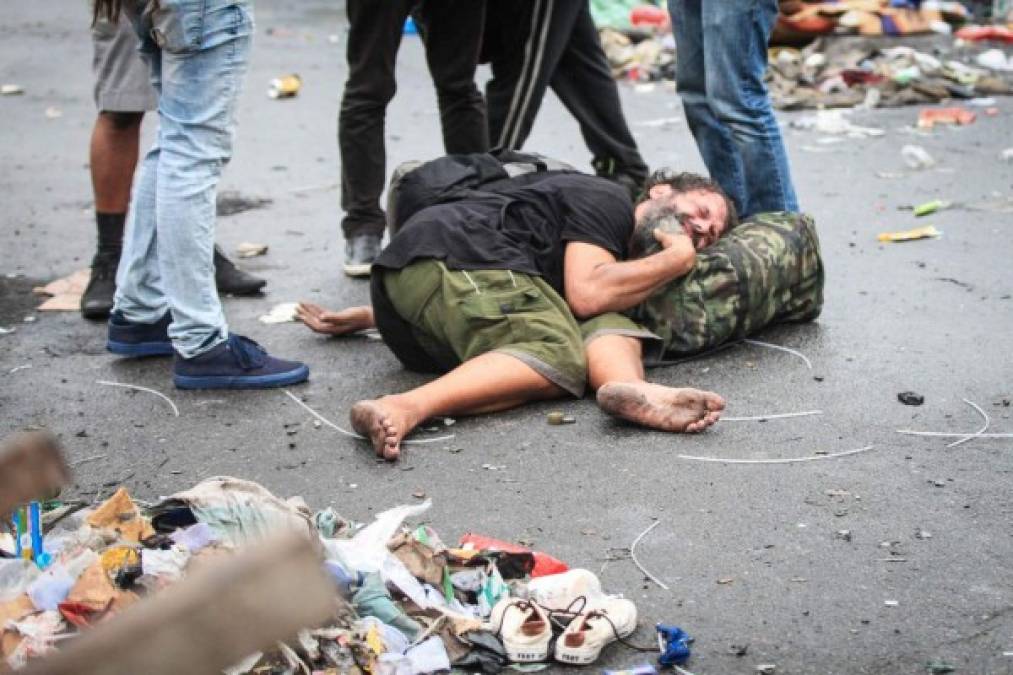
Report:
742,339,813,370
678,445,875,465
723,410,822,422
629,520,670,591
96,380,179,417
946,398,990,448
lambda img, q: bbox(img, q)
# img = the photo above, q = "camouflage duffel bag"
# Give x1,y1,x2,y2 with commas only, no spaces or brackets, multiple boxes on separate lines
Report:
630,211,824,357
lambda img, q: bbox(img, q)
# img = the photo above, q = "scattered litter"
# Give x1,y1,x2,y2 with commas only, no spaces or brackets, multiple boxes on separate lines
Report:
8,364,32,374
677,445,876,465
884,600,899,606
877,225,941,243
96,380,180,417
68,454,106,468
44,107,62,119
790,110,884,137
946,398,990,448
897,391,925,406
216,192,272,217
636,117,682,128
755,665,776,674
0,326,14,335
629,520,669,591
33,269,90,312
267,74,301,99
901,145,936,170
236,242,269,258
283,390,453,445
976,49,1013,72
1002,148,1013,162
258,302,299,324
835,530,852,542
546,412,576,425
657,625,692,669
917,107,975,129
912,200,951,217
1,83,24,95
742,339,813,370
716,577,734,585
723,410,822,422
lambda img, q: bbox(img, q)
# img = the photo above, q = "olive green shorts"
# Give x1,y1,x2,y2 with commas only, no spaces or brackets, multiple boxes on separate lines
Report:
381,260,659,398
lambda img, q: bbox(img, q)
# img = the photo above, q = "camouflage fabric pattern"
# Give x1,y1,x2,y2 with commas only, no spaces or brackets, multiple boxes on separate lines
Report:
631,212,824,356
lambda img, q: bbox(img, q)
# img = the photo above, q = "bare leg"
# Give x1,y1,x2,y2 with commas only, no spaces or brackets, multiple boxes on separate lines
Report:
352,352,564,460
587,335,725,433
91,111,144,213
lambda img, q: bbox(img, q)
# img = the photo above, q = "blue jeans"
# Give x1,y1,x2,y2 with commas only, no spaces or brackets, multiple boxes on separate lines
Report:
114,0,252,358
668,0,798,218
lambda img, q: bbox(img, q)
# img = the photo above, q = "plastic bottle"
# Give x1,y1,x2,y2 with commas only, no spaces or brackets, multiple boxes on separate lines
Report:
901,145,936,170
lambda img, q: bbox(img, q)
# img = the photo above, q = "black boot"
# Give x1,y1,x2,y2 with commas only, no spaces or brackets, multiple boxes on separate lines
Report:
80,250,120,320
214,245,266,296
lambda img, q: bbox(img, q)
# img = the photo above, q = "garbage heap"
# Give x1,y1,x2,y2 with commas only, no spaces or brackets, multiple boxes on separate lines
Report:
1,478,645,673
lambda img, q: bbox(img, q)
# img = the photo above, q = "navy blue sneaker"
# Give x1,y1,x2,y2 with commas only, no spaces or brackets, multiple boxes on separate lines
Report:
107,311,173,357
173,334,309,390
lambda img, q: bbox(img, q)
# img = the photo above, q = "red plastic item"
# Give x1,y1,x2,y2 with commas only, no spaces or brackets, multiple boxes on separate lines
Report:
459,533,569,577
630,5,669,30
955,25,1013,44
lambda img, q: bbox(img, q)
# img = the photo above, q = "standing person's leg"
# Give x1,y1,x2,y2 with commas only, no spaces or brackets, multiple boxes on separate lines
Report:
120,0,307,387
548,2,648,197
668,0,748,216
338,0,413,277
487,0,580,151
700,0,798,216
416,0,489,154
84,13,157,319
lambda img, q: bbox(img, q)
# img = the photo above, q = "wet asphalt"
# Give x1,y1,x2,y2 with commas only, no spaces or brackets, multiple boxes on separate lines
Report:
1,2,1012,673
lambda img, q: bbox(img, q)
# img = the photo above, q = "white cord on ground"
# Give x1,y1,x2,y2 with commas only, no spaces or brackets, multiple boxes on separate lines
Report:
946,398,990,448
96,380,180,417
742,338,813,370
678,445,875,465
723,410,823,422
896,431,1013,439
629,520,670,591
283,390,455,445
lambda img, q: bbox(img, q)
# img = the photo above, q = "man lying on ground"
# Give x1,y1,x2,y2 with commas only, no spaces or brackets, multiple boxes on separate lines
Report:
299,164,732,459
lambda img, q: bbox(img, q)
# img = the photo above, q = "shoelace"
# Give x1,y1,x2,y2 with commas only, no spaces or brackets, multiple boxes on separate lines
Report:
230,335,268,369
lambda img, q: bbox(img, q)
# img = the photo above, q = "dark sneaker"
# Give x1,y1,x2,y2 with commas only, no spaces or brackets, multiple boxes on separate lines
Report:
81,251,120,320
214,245,266,296
343,235,381,278
592,157,645,202
107,311,173,357
173,334,309,390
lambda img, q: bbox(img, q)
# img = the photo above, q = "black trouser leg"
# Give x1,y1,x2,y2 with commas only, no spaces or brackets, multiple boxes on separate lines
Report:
338,0,413,240
417,0,490,154
485,0,580,151
549,4,648,184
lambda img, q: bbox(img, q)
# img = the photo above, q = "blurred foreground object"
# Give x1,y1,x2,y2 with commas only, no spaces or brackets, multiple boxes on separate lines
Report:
0,431,69,522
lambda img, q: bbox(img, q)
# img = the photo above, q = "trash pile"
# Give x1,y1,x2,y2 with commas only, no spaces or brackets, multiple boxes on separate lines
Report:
1,477,676,673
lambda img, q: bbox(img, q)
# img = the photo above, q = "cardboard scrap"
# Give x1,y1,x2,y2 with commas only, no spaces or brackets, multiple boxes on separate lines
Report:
33,269,90,312
86,487,155,543
237,242,269,258
877,225,942,243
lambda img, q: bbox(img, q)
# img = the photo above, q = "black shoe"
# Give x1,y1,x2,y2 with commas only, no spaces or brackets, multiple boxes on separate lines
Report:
81,251,120,320
214,245,266,296
592,157,645,202
343,235,381,278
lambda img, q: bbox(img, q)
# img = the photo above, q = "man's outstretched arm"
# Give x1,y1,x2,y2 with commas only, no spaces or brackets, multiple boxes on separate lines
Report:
563,231,696,319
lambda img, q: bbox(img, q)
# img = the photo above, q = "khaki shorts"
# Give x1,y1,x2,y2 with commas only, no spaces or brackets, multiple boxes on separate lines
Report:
92,13,158,112
381,260,659,398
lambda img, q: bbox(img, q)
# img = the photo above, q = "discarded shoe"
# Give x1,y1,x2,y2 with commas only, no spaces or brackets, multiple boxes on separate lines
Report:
214,245,266,296
554,598,638,665
106,311,173,357
81,251,119,320
343,234,381,278
173,334,309,390
489,598,552,663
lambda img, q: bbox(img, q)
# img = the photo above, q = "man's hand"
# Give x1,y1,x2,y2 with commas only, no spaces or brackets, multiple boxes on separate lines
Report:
654,227,698,255
296,302,375,336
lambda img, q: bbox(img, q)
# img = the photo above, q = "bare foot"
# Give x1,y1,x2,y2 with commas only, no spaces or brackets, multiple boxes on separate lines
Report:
596,382,725,433
297,302,374,336
350,397,421,461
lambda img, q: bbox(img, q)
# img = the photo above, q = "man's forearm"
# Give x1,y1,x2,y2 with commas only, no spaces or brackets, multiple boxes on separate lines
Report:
571,245,695,317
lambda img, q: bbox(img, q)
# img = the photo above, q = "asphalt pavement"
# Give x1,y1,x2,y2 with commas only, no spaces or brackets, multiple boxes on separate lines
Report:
1,2,1012,673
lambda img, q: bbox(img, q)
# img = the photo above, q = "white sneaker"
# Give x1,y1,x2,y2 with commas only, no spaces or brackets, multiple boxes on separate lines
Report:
488,598,552,662
525,568,602,611
553,598,638,666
